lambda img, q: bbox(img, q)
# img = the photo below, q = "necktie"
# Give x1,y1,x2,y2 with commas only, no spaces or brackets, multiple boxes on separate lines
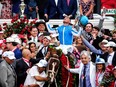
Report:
67,0,70,6
33,37,35,42
44,47,47,56
83,65,86,87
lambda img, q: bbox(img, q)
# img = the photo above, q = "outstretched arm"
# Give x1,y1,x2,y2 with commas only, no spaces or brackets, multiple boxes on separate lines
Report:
46,22,58,34
81,36,103,54
64,65,79,74
72,26,83,37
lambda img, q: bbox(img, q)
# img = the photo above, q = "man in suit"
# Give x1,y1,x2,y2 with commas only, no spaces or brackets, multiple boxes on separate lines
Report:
104,41,116,66
0,51,17,87
36,36,51,60
12,0,21,16
36,0,48,19
28,26,39,42
65,50,96,87
6,37,22,59
28,25,40,48
15,49,32,87
58,0,77,19
15,48,41,87
44,0,59,19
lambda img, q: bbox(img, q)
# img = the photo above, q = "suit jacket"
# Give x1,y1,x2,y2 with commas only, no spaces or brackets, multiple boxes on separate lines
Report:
12,0,21,13
0,60,17,87
44,0,59,19
58,0,77,19
69,62,96,87
35,0,48,18
15,58,30,87
36,45,50,59
101,52,116,66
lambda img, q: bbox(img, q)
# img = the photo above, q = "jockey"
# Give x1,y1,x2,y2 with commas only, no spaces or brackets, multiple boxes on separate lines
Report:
46,16,82,54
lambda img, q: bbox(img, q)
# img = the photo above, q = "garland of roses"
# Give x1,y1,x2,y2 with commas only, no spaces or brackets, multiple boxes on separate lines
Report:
100,65,115,87
49,46,76,87
2,15,37,38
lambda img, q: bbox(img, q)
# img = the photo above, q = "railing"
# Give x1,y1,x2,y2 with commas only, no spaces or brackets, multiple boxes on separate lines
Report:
0,14,115,30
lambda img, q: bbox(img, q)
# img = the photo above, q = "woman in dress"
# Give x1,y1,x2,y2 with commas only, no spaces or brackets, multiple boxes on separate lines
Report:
1,0,12,19
79,0,95,19
95,57,106,87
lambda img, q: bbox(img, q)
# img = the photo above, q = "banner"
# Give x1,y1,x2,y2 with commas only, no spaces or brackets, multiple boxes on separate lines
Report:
101,0,116,15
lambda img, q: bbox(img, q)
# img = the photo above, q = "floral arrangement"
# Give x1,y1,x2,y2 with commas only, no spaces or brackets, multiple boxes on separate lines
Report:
100,65,115,87
48,46,76,87
2,15,37,38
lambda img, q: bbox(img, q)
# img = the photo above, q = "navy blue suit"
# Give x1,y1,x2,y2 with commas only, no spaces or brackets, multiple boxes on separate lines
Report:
58,0,77,19
44,0,59,19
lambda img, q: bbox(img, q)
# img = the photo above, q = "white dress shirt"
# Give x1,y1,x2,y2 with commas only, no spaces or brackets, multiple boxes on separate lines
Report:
42,46,48,56
107,52,115,65
31,36,38,42
55,0,58,6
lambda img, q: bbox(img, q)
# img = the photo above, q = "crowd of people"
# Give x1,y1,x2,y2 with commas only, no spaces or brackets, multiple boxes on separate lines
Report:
0,0,116,87
0,14,115,87
0,0,95,19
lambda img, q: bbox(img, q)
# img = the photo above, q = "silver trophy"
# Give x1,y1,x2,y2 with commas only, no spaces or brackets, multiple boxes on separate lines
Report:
20,0,26,18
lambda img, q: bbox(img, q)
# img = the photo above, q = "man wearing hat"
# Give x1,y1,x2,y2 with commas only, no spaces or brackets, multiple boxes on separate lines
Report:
6,37,22,59
104,41,116,66
24,59,48,87
35,21,47,33
0,51,17,87
36,35,51,60
81,35,108,62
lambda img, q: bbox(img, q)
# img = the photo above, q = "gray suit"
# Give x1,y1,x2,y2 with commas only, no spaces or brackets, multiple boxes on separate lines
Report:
0,60,17,87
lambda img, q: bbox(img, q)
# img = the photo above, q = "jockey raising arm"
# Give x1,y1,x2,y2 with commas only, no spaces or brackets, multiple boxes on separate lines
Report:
46,16,82,45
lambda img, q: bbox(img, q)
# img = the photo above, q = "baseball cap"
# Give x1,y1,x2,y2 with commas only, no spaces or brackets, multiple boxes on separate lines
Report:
104,41,116,47
36,59,48,67
43,36,51,41
2,51,16,60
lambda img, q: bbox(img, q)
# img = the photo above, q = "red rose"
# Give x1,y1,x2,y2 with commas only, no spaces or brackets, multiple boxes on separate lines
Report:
3,23,7,26
3,27,7,29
